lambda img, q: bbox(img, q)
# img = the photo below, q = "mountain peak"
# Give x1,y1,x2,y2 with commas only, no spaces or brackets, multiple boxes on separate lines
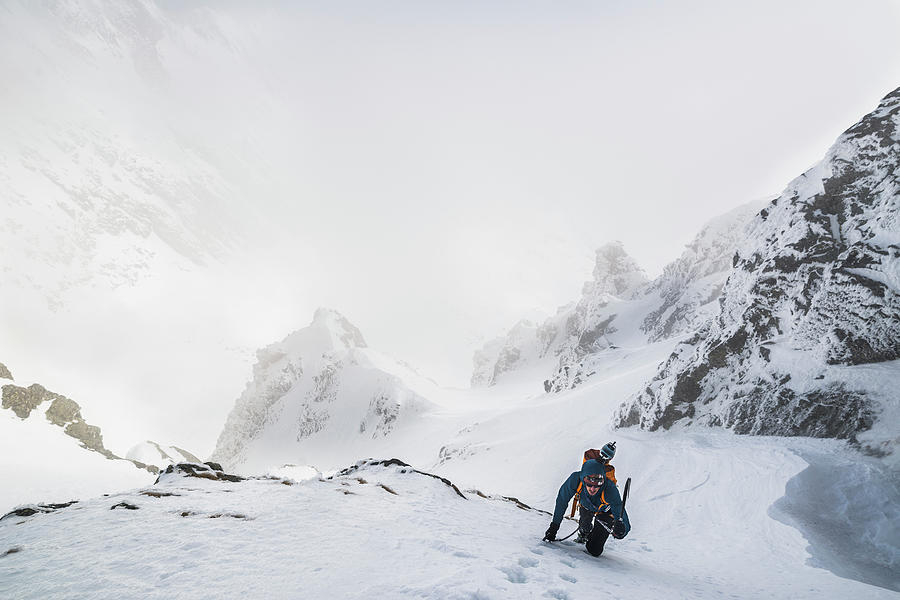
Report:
309,308,367,351
589,242,648,298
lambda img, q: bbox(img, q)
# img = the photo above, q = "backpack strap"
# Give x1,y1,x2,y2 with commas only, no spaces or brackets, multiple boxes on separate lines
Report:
569,481,582,518
569,450,616,516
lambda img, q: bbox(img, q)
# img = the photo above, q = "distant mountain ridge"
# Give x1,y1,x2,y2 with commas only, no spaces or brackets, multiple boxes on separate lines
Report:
471,202,765,392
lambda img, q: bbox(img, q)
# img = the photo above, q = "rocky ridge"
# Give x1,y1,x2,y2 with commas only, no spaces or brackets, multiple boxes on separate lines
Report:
615,87,900,453
1,363,156,472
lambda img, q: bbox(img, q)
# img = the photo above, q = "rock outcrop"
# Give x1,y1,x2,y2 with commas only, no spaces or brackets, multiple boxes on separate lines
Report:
2,382,116,459
0,364,156,470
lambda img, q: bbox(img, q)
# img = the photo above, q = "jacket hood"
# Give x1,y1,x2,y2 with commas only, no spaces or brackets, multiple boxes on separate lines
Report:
580,459,606,481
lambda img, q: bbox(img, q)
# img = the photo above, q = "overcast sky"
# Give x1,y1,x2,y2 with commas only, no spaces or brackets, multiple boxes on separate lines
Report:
3,0,900,456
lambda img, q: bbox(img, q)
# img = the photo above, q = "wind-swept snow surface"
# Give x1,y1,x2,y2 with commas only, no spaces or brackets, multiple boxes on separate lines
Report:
2,454,896,599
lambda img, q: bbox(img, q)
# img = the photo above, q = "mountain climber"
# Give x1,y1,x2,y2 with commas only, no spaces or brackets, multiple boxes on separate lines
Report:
542,443,630,556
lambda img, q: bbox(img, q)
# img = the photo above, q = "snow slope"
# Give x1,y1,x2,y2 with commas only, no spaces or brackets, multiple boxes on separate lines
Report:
11,306,881,597
2,444,896,599
2,307,897,596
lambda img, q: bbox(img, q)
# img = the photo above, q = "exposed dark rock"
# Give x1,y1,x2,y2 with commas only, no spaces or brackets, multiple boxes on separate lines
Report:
466,489,553,517
2,546,23,557
616,87,900,448
3,507,38,518
154,462,245,484
1,501,78,521
140,490,179,497
333,458,467,499
0,362,12,380
110,502,139,510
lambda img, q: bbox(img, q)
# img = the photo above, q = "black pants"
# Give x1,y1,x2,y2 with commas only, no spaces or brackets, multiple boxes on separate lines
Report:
579,507,612,557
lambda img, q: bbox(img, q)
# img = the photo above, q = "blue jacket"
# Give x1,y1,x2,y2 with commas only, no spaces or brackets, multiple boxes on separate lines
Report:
552,459,631,535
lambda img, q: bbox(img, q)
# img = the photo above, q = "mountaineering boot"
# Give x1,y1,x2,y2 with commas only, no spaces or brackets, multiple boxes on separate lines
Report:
574,529,590,544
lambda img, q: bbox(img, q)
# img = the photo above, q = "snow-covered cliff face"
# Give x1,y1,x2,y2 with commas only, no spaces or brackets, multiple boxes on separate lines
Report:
640,199,769,343
212,309,435,473
616,87,900,453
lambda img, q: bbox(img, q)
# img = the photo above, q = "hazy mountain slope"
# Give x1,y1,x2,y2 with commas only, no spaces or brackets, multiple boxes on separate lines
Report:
639,199,769,342
616,87,900,456
211,309,445,474
471,242,649,389
474,202,766,394
0,0,262,308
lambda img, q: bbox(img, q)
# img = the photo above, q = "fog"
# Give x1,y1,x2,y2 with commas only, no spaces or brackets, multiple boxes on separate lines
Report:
2,0,900,458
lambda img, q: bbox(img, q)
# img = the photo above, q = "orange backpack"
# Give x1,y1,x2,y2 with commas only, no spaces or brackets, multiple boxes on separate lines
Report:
569,448,617,518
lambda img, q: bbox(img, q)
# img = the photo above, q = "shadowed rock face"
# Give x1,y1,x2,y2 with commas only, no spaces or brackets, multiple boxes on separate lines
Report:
616,87,900,447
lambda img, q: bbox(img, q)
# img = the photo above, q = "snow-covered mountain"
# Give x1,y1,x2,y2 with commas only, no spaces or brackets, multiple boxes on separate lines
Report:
474,202,765,393
471,242,649,389
0,362,154,512
211,309,442,474
616,87,900,457
639,199,770,342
